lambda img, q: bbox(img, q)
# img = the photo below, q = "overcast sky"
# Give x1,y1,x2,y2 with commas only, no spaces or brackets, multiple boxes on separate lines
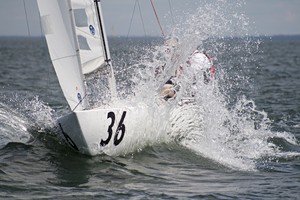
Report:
0,0,299,37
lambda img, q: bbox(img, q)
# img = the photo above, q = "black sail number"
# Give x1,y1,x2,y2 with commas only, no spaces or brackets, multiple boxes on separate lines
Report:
100,111,127,147
100,112,115,147
114,111,127,146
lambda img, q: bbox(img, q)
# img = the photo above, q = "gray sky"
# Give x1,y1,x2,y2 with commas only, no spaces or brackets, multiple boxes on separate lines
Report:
0,0,299,37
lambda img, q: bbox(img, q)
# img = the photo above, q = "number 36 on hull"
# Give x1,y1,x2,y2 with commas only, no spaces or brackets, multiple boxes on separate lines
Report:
57,105,151,156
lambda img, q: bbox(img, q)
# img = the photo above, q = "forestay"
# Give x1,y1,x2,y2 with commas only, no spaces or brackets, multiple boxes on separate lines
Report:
37,0,111,111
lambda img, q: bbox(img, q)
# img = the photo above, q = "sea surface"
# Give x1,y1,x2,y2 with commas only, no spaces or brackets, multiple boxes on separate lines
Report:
0,36,300,200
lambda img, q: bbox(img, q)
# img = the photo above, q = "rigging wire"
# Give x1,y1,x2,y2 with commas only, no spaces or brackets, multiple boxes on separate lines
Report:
127,0,147,39
150,0,165,38
126,0,138,39
22,0,31,36
127,0,170,38
137,0,147,37
23,0,51,104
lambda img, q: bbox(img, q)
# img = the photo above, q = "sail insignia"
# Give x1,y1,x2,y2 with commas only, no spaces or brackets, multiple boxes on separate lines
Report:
89,25,96,35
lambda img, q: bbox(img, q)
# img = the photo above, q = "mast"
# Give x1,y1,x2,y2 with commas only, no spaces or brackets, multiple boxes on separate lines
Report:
93,0,117,98
94,0,110,65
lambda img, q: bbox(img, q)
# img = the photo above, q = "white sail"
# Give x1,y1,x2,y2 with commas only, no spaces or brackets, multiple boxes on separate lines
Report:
37,0,87,111
71,0,109,74
37,0,114,111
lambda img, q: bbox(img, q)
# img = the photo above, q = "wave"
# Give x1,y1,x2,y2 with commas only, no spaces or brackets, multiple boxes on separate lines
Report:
0,94,56,149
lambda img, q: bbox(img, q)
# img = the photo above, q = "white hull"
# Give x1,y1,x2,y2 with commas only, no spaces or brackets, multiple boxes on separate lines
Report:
58,103,167,155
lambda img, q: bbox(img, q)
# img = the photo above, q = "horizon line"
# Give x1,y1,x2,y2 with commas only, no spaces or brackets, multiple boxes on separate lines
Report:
0,34,300,39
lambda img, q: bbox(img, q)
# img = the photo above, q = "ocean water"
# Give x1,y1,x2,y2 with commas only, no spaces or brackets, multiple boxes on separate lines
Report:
0,35,300,199
1,1,300,198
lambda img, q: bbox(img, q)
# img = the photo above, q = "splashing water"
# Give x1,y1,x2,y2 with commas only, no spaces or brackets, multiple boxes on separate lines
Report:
2,0,298,172
0,102,30,148
0,94,56,149
99,0,299,170
166,0,299,170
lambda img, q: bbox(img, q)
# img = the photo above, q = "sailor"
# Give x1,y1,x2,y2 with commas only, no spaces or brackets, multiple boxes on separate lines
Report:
156,37,180,100
160,49,215,100
188,50,215,84
160,76,178,100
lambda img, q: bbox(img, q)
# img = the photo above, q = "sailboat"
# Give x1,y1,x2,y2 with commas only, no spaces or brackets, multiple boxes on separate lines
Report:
37,0,159,156
37,0,214,156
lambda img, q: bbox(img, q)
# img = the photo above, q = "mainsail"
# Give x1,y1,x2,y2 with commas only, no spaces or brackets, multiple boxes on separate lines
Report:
37,0,113,110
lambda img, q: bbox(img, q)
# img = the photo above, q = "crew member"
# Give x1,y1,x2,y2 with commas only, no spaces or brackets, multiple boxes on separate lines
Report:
160,50,215,100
